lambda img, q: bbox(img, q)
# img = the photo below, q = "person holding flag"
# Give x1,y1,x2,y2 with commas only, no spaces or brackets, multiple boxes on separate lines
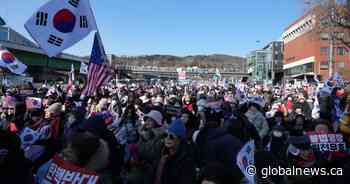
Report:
67,64,75,97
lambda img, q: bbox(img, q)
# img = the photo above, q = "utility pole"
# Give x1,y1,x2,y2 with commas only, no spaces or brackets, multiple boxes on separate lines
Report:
329,31,334,77
328,4,336,77
271,43,275,84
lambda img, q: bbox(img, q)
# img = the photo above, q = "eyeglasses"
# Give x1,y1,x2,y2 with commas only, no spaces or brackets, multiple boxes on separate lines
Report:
2,108,15,111
165,132,177,140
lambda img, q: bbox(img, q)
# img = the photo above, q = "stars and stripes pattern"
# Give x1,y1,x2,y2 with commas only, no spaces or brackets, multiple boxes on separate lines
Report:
66,64,75,95
81,32,111,98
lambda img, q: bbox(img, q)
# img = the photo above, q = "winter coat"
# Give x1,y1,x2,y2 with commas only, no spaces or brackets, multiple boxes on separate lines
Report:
80,115,125,177
36,139,115,184
138,127,165,163
245,110,269,139
152,143,196,184
196,127,242,177
339,114,350,144
0,130,33,184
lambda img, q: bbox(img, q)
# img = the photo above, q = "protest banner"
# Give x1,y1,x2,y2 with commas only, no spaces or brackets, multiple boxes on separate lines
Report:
307,132,347,153
42,155,99,184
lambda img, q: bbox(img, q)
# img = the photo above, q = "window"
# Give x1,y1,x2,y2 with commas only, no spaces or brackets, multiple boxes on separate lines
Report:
320,47,329,54
337,47,346,55
337,61,345,68
0,27,8,41
335,32,345,39
320,61,329,70
320,32,329,40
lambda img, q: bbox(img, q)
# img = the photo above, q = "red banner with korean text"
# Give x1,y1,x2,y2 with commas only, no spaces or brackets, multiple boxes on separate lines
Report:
43,155,99,184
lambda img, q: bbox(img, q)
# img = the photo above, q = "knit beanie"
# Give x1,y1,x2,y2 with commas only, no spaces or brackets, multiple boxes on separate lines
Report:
168,119,186,140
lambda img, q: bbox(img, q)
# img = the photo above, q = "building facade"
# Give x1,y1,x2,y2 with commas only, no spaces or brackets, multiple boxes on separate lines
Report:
282,10,350,80
247,41,283,83
109,54,248,81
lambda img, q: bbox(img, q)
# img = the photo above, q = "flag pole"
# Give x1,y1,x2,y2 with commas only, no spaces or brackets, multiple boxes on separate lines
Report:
45,55,49,85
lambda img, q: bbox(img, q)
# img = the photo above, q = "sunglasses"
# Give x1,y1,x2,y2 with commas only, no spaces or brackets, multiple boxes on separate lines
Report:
165,132,178,140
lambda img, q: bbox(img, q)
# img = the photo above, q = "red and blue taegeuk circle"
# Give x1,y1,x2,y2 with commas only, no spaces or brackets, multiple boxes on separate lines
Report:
1,52,15,64
53,9,76,33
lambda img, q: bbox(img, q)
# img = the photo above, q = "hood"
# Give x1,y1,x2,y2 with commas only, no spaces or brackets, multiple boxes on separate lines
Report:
206,127,228,141
245,110,262,121
85,139,110,172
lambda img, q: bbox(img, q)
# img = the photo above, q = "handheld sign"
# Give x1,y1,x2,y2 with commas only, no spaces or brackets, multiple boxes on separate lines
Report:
307,132,346,153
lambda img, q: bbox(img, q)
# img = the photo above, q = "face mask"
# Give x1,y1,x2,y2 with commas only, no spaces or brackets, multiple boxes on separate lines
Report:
5,114,14,122
140,129,154,140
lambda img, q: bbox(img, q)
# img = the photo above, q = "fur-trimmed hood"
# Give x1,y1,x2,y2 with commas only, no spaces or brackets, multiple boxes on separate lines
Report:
85,139,110,172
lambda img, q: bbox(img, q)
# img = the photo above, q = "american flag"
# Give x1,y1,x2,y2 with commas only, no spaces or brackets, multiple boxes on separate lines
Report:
66,64,75,96
81,32,111,98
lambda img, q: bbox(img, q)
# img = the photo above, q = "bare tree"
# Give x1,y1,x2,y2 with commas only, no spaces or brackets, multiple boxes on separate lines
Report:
303,0,350,76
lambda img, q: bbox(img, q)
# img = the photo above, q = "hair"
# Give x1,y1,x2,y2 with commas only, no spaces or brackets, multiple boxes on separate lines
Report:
247,102,262,112
204,107,223,128
181,108,199,129
200,162,235,184
28,108,44,117
68,131,100,166
294,114,305,122
312,118,332,132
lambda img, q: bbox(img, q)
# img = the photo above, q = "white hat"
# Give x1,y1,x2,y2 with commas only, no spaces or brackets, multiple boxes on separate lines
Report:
144,110,163,126
140,95,150,103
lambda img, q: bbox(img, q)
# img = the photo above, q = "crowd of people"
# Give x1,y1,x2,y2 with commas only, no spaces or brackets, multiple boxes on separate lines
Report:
1,77,350,184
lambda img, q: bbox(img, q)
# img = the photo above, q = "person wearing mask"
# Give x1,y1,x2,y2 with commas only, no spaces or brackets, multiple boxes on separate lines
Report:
289,114,306,136
128,110,165,184
152,119,196,184
245,102,269,140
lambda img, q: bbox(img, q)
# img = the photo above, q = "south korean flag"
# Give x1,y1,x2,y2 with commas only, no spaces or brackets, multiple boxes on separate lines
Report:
0,49,27,75
25,0,97,57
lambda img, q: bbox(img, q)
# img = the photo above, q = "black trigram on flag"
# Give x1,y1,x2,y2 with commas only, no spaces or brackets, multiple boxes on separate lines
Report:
80,16,88,28
48,34,64,47
36,12,48,26
68,0,80,8
9,65,18,70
